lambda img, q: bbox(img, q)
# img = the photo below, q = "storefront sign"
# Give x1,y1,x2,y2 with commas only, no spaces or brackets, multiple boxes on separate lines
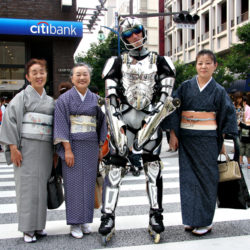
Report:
0,18,83,37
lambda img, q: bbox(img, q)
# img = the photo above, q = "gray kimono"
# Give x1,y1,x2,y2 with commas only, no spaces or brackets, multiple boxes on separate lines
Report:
0,85,55,232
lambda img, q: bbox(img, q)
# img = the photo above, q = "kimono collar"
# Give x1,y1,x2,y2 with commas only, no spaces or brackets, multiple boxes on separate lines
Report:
196,76,213,92
25,85,46,99
74,86,88,102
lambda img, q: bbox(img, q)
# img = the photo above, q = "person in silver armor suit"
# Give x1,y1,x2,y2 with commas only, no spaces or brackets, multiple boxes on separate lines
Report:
99,17,177,242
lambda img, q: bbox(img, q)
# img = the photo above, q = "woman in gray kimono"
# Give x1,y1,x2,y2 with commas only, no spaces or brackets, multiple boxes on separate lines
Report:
0,58,54,243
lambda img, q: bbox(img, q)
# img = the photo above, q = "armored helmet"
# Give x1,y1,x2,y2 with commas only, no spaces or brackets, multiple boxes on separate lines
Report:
119,17,147,50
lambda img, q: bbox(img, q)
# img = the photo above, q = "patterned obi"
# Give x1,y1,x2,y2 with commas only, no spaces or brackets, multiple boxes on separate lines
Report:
70,115,96,134
181,111,217,130
22,112,53,135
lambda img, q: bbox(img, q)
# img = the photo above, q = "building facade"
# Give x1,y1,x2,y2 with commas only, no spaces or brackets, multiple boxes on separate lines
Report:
0,0,82,98
104,0,159,53
164,0,250,63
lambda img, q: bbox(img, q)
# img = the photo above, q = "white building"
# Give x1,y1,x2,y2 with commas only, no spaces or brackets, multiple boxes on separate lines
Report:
165,0,250,63
104,0,159,53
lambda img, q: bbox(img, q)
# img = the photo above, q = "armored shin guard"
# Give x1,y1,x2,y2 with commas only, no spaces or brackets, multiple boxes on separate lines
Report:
144,161,163,210
102,165,124,214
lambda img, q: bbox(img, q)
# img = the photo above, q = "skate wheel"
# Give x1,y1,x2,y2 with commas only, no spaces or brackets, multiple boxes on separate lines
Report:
154,234,160,244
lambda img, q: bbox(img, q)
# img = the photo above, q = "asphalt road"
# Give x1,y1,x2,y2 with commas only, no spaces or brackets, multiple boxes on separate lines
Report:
0,137,250,250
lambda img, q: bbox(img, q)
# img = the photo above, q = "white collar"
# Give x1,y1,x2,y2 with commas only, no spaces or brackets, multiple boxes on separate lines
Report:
74,86,88,102
196,76,213,92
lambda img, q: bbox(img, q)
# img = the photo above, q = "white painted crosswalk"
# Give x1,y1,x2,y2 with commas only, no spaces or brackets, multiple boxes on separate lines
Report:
1,145,250,249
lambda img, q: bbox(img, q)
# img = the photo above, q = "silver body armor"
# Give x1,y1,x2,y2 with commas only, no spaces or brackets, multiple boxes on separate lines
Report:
102,51,177,214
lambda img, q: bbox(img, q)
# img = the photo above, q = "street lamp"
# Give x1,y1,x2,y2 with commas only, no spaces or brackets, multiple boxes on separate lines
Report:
98,12,120,56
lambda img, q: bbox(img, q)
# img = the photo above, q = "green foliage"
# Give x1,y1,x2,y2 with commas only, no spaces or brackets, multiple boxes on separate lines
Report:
74,32,125,96
174,61,196,88
222,22,250,80
175,23,250,88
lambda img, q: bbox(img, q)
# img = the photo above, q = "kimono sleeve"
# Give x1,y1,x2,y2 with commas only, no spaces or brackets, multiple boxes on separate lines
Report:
217,89,238,136
167,87,182,137
53,97,70,144
96,106,107,145
0,92,24,147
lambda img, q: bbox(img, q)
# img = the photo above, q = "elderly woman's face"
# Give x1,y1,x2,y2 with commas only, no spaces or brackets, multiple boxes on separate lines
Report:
71,66,90,94
25,63,47,94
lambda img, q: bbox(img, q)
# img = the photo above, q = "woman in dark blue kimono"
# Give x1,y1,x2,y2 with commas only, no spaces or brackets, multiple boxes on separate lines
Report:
169,50,238,235
53,63,107,239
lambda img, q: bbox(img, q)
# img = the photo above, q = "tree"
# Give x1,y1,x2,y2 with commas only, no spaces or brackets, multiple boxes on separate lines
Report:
223,22,250,80
75,33,126,96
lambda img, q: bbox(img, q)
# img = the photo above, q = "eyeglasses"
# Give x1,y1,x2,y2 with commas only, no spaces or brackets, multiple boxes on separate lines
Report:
121,25,143,39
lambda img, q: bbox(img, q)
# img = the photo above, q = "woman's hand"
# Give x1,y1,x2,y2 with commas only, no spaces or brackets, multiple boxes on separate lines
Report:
65,149,74,167
169,130,179,151
9,145,22,167
62,142,74,167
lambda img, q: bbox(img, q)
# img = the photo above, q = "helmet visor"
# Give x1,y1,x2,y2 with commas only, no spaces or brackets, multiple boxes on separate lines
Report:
121,24,143,39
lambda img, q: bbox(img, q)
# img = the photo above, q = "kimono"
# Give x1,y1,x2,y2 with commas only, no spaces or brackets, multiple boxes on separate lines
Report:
171,76,238,227
54,87,107,225
0,85,54,232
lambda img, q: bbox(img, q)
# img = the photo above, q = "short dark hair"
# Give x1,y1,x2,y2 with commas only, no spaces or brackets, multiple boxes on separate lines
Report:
25,58,47,75
196,49,217,64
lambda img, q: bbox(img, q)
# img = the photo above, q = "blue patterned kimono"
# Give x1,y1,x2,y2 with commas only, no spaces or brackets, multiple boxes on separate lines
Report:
54,87,107,225
171,76,238,227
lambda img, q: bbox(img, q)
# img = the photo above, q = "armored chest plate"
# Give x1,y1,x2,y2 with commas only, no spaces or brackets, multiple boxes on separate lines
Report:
121,53,157,110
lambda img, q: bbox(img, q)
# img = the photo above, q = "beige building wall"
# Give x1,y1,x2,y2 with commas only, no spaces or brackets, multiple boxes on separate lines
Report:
164,0,250,63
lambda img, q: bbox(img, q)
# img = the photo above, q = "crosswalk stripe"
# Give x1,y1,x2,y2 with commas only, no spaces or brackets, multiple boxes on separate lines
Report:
0,168,13,172
0,174,14,178
121,182,179,191
0,190,15,197
0,193,181,213
0,208,250,240
0,182,180,198
123,172,179,181
0,181,15,187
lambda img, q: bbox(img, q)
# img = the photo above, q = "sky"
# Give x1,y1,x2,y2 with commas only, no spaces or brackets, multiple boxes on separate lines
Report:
75,0,106,56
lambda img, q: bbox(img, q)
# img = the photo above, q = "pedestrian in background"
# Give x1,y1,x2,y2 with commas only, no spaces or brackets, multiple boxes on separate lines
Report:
53,63,107,239
169,49,238,236
0,58,55,243
239,96,250,167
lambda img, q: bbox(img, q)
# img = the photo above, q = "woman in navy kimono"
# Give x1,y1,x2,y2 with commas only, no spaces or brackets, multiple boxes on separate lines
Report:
169,50,238,235
54,63,107,239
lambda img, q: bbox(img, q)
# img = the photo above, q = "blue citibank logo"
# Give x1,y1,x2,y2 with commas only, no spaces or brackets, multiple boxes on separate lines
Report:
0,18,83,38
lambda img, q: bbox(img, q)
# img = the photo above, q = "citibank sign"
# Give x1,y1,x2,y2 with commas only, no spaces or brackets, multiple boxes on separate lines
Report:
0,18,83,38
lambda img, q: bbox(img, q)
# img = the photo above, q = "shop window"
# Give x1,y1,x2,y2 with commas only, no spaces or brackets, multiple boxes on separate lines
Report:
0,41,25,88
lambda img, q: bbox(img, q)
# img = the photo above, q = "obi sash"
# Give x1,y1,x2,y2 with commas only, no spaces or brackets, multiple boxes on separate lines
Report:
181,111,217,130
22,112,53,135
70,115,96,134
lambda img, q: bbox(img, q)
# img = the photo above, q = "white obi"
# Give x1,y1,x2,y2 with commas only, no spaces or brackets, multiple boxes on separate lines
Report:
22,112,53,135
70,115,96,134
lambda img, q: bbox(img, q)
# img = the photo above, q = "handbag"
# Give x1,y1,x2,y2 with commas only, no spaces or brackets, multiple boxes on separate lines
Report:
47,167,64,210
218,153,241,182
217,136,250,209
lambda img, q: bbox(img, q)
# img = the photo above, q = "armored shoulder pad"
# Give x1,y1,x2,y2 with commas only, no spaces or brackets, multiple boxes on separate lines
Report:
102,56,117,79
163,56,176,75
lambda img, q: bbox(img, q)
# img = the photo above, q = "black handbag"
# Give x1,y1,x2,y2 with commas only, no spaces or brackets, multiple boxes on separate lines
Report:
47,167,64,210
217,136,250,209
